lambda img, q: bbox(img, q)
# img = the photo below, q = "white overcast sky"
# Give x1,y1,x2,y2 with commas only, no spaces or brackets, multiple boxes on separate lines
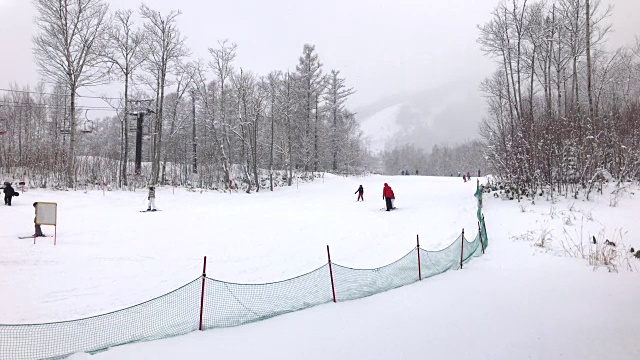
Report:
0,0,638,109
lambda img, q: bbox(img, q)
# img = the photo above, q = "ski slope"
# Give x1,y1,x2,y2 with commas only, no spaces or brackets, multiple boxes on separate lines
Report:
2,175,639,360
1,174,477,323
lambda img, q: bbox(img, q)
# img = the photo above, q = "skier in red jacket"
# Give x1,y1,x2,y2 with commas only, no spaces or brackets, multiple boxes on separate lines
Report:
382,183,394,211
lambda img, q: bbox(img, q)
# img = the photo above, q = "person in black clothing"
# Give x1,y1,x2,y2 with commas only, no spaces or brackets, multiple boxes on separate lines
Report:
33,202,45,237
3,182,16,206
355,185,364,202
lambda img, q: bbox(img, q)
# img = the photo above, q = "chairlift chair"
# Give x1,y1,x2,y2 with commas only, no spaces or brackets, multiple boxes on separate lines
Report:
81,120,94,133
81,110,94,133
60,115,71,134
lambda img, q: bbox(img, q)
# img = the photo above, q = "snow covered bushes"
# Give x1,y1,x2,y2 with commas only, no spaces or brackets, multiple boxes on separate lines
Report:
478,1,640,196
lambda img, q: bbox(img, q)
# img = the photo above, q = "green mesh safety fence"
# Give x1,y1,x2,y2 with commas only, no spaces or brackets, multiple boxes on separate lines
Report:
0,278,202,360
462,232,483,264
201,265,333,329
420,234,462,277
1,211,490,360
481,216,489,250
332,249,420,301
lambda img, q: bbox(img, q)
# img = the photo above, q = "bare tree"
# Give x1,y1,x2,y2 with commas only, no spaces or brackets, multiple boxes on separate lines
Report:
32,0,109,186
266,71,282,191
296,44,324,172
104,8,146,187
325,70,354,171
209,40,237,188
139,4,189,185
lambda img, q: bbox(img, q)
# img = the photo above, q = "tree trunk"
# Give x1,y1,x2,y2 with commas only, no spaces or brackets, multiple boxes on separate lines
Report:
529,47,536,118
332,106,338,171
314,93,319,173
154,67,166,185
585,0,594,120
191,90,198,174
269,91,274,191
503,8,521,123
253,112,259,192
68,88,76,188
122,74,129,187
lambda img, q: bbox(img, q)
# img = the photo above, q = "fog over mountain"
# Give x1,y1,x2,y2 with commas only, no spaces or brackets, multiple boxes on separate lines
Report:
357,81,486,154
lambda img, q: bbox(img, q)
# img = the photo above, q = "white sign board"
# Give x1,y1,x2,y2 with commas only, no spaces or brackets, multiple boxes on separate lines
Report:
35,202,57,226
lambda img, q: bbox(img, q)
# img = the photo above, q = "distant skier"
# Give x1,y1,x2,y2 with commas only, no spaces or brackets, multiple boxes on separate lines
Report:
415,169,419,175
355,185,364,202
463,174,467,183
477,169,481,177
147,186,157,211
33,202,45,237
382,183,394,211
3,182,16,206
467,171,471,179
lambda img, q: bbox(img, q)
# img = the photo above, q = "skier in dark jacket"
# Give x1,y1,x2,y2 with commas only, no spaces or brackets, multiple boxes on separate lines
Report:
33,202,45,237
355,185,364,202
3,182,16,206
382,183,394,211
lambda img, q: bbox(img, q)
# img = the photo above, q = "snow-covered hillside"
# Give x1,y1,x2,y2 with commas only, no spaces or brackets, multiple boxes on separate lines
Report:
2,176,639,360
356,83,485,154
358,104,403,153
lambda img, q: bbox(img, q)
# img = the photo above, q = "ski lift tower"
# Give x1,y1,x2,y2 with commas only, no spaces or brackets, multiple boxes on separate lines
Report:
0,117,6,135
128,100,155,175
0,105,7,135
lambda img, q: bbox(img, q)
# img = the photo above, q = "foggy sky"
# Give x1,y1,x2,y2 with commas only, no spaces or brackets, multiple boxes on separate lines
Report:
0,0,639,112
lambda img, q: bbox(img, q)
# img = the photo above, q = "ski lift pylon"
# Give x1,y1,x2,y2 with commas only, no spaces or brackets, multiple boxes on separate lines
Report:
128,110,152,138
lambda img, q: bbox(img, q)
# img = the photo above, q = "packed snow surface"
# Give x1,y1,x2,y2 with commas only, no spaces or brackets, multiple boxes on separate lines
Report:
2,175,639,359
1,174,476,323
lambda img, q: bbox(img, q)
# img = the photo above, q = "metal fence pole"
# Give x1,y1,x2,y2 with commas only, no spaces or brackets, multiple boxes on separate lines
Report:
478,221,485,254
460,229,465,269
199,256,207,331
327,245,337,303
417,235,422,280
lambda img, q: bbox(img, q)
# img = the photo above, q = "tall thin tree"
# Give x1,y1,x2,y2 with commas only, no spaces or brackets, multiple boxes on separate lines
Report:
32,0,109,186
139,4,189,185
104,8,146,187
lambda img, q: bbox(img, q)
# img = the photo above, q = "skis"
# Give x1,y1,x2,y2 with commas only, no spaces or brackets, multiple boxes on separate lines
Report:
140,209,161,212
19,235,46,239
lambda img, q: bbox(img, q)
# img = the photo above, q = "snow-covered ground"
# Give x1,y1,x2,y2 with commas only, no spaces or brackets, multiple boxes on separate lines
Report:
1,174,477,323
2,175,639,359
